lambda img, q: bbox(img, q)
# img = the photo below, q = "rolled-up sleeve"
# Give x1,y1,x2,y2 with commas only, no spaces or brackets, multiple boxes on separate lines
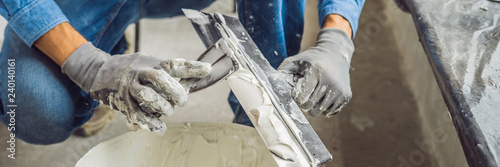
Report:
318,0,365,37
0,0,68,46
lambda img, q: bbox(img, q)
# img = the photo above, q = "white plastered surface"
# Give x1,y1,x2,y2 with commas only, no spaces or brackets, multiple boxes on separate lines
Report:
226,69,310,166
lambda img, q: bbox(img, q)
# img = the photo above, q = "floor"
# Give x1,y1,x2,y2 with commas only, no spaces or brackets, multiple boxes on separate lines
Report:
0,0,452,166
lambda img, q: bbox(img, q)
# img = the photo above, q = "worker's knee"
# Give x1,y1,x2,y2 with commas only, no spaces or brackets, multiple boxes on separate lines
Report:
0,95,94,145
0,24,97,145
0,65,95,145
13,121,73,145
15,127,71,145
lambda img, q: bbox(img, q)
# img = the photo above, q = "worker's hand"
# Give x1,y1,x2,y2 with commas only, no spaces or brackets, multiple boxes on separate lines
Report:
278,28,354,117
62,42,211,134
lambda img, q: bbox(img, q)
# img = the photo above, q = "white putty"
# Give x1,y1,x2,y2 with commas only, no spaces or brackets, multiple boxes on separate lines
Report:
226,69,309,166
76,123,277,167
210,13,312,166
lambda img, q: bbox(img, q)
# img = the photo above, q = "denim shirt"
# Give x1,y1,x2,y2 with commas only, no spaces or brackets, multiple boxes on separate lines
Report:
0,0,364,47
319,0,365,37
0,0,68,46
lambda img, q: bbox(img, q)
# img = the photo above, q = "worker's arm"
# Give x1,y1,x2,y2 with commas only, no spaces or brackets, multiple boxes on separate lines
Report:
33,22,211,134
61,42,211,133
278,0,365,117
0,0,85,65
322,14,352,38
1,0,211,133
0,0,69,46
317,0,366,38
34,22,87,66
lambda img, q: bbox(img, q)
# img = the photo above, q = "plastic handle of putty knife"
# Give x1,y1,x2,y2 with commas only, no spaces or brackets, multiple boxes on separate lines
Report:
179,39,239,93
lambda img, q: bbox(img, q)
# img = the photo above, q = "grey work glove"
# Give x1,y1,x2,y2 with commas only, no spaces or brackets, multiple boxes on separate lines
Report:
278,28,354,117
62,42,211,134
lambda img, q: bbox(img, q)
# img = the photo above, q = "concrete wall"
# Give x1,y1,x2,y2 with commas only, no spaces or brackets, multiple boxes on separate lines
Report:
303,0,465,166
381,0,469,166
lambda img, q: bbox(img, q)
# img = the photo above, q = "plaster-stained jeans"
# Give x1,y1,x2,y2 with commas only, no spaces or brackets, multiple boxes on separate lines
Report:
0,0,304,144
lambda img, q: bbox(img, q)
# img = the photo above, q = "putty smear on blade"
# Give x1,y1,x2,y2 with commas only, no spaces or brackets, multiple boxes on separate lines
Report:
214,12,310,166
227,69,309,166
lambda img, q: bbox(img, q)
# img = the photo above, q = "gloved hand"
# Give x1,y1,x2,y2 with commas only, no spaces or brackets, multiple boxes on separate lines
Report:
62,42,211,134
278,28,354,117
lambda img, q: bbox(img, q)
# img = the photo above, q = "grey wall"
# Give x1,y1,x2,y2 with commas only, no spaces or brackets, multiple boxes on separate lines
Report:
384,0,469,166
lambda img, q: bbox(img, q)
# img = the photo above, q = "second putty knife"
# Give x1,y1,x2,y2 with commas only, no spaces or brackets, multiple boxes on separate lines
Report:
179,39,239,93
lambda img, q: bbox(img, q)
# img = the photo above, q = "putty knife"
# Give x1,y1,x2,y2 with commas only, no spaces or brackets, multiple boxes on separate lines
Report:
182,9,332,166
179,39,239,93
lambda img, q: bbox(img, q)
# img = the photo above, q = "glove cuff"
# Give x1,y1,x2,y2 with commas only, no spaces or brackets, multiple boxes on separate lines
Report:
317,28,355,63
62,42,109,91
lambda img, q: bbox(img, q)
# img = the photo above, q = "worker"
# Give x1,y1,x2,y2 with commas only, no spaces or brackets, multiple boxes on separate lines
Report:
0,0,364,145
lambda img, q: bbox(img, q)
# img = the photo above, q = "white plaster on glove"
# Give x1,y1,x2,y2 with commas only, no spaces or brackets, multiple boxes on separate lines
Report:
278,28,354,117
62,42,211,134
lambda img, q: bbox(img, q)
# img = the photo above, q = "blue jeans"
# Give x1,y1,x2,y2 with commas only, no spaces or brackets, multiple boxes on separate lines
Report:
0,0,304,144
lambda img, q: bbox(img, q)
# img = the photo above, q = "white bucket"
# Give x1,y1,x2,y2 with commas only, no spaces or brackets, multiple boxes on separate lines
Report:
76,122,277,167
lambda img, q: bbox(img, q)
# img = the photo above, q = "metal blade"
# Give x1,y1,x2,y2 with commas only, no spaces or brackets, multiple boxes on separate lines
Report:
183,9,332,166
182,9,223,48
179,39,239,93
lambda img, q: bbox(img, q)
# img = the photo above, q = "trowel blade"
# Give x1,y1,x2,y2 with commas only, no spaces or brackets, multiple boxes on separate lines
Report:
183,9,332,166
182,9,225,48
179,39,238,93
